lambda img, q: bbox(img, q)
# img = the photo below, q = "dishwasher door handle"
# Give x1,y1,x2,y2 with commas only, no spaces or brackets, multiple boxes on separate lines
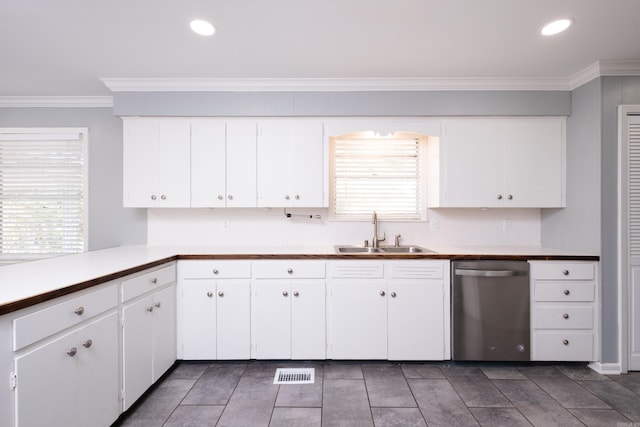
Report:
454,268,522,277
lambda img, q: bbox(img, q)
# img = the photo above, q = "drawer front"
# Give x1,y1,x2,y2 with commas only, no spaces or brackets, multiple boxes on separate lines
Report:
329,262,384,279
253,261,326,279
535,283,595,302
533,332,594,361
13,283,118,351
178,260,251,279
534,306,594,329
531,262,595,280
122,264,176,302
390,262,444,279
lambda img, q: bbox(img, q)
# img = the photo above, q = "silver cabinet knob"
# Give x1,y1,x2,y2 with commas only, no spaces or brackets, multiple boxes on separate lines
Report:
82,339,93,349
161,194,167,200
285,195,290,200
287,268,293,274
497,194,503,200
217,195,224,200
74,306,85,316
146,306,154,312
282,291,289,297
151,277,158,284
295,195,300,200
380,291,386,297
228,195,233,200
218,291,224,297
562,339,569,346
507,194,513,200
563,313,569,319
562,269,570,276
390,292,397,298
155,302,161,308
151,195,157,200
293,291,299,297
213,269,219,275
563,289,570,295
207,291,213,298
67,347,77,357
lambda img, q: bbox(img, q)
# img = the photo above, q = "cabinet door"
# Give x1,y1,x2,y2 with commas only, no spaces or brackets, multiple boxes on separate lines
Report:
123,120,159,207
291,280,326,359
77,313,119,427
122,295,153,410
503,120,564,207
226,121,257,207
388,280,444,360
191,121,226,207
329,280,387,359
15,332,77,427
217,280,251,359
180,281,217,359
152,285,176,381
253,280,292,359
157,121,191,207
291,121,324,207
441,120,504,207
257,121,291,207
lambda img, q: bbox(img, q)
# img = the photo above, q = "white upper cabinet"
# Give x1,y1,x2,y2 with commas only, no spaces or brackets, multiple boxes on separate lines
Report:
191,120,257,208
429,118,565,208
123,119,191,207
257,120,325,207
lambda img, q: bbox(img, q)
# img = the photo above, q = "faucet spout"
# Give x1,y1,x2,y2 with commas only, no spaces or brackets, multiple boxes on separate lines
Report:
372,211,386,248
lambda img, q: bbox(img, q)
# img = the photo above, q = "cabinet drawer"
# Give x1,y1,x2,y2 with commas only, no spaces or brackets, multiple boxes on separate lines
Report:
122,264,175,302
253,261,325,279
178,260,251,279
390,262,444,279
13,283,118,351
329,262,384,279
534,306,594,329
533,332,594,361
535,283,595,302
531,262,595,280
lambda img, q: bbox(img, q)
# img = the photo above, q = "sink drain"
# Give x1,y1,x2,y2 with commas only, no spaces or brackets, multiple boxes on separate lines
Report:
273,368,315,384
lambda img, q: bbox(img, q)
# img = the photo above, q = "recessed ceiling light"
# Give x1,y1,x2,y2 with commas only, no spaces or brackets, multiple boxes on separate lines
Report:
541,18,573,36
190,19,215,36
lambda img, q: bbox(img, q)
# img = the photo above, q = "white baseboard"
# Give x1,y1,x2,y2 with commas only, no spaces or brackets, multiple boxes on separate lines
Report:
589,362,622,375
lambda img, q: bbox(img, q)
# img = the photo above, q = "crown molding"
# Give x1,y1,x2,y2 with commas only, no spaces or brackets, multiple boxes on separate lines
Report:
0,96,113,108
100,76,571,92
570,60,640,90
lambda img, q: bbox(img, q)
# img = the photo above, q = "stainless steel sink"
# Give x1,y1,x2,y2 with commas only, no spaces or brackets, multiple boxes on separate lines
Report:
335,245,433,254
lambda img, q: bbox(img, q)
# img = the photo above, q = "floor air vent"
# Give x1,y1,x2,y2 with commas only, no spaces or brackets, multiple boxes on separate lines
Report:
273,368,315,384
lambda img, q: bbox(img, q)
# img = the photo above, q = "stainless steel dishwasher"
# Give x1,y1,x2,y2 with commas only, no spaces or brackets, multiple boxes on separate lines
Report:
452,260,530,361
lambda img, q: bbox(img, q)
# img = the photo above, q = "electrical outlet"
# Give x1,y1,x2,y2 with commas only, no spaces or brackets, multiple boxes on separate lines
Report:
223,220,230,231
430,219,439,232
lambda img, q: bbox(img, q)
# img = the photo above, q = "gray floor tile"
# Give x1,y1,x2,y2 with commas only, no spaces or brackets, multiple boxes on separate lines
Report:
532,376,610,409
163,405,224,427
469,407,533,427
322,379,373,427
400,363,446,379
217,376,280,427
517,365,564,379
448,373,512,407
120,379,196,426
579,379,640,422
363,364,416,407
609,372,640,396
558,365,611,381
270,407,322,427
569,408,633,426
166,362,210,380
324,363,364,379
480,366,527,380
236,361,278,378
371,407,428,427
493,379,584,426
182,365,244,405
408,379,479,426
440,364,484,377
275,377,323,407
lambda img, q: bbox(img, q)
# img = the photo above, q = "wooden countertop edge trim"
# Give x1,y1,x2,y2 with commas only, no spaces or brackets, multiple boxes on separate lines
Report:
0,253,599,316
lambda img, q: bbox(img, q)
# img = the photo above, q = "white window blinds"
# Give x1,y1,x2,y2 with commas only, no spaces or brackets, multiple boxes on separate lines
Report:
330,135,426,220
0,129,87,263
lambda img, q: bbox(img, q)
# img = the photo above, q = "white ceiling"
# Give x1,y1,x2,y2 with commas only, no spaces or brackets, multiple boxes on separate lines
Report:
2,0,640,97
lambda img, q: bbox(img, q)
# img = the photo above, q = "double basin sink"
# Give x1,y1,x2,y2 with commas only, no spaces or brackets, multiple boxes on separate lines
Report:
335,245,434,254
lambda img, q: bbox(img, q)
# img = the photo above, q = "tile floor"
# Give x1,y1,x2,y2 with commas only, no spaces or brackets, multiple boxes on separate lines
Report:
113,361,640,427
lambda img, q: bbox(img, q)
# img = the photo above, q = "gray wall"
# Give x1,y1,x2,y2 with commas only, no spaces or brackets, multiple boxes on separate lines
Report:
0,107,147,250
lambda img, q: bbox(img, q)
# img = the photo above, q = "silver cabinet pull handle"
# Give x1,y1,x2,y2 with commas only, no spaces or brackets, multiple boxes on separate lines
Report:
563,289,570,295
151,277,158,284
285,195,290,200
295,195,300,200
283,291,289,297
218,291,224,297
380,291,386,297
151,195,157,200
67,347,77,357
82,339,93,348
562,339,569,346
161,195,167,200
213,269,219,275
228,195,233,200
390,292,397,298
563,269,570,276
146,306,154,312
293,291,299,297
217,194,224,200
207,291,213,298
563,313,569,319
497,194,503,200
507,194,513,200
155,302,161,308
287,268,293,274
74,306,85,316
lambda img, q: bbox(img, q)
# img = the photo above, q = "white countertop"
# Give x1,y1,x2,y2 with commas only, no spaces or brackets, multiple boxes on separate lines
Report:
0,244,597,313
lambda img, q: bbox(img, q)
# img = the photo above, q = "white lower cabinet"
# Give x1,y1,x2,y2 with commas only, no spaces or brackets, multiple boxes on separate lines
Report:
327,260,450,360
14,313,119,427
122,284,176,411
